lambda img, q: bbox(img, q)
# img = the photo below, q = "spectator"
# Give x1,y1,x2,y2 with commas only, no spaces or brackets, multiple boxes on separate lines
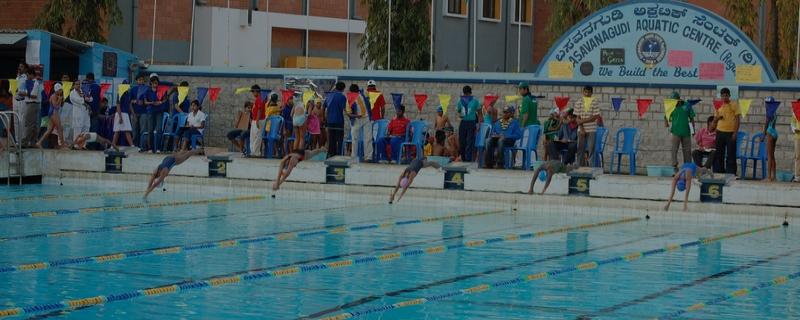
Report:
542,108,562,160
325,82,347,158
248,85,265,156
12,63,28,145
712,87,740,174
484,106,522,168
435,105,452,131
575,85,601,166
59,74,74,144
180,100,206,151
763,96,779,181
482,96,498,124
0,80,12,152
665,91,695,170
111,80,134,148
792,102,800,182
366,80,385,120
262,93,282,156
130,75,146,148
36,83,66,148
19,68,41,147
307,99,322,149
70,79,92,148
226,101,251,155
84,73,101,133
518,82,539,127
457,85,481,162
692,116,716,169
281,92,294,152
377,104,410,162
548,109,578,164
292,97,307,152
142,76,165,153
346,84,372,161
171,81,190,115
36,69,49,143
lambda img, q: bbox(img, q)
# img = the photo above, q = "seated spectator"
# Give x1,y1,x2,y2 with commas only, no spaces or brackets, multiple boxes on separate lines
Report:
227,101,252,155
547,109,578,164
484,106,522,169
542,108,562,160
377,104,410,162
692,116,716,169
180,100,206,151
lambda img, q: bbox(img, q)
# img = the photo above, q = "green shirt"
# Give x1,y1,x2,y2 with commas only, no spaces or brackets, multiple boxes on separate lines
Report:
458,98,480,121
669,102,695,137
520,95,540,126
543,117,561,140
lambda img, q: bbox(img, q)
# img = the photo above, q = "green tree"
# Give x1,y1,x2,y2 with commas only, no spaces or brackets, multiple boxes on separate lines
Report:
359,0,431,70
34,0,122,43
543,0,619,49
720,0,757,42
776,0,799,79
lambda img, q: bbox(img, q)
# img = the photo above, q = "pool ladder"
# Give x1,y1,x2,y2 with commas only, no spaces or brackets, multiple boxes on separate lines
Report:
0,111,23,185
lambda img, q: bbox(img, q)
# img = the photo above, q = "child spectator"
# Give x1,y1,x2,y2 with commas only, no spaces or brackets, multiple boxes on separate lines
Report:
226,101,251,155
35,83,66,148
665,91,695,170
307,99,322,149
291,97,307,152
692,116,716,168
763,96,779,181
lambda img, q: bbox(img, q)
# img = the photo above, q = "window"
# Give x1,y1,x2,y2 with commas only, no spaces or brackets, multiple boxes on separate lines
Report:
513,0,532,25
481,0,501,21
446,0,467,17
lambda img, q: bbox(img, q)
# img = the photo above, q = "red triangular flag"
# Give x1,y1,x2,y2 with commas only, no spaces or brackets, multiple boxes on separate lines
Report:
483,94,499,107
414,94,428,112
156,85,169,100
281,89,294,106
346,92,359,107
713,99,724,111
43,80,55,96
554,96,570,111
99,83,111,99
792,101,800,122
208,87,221,104
636,99,653,119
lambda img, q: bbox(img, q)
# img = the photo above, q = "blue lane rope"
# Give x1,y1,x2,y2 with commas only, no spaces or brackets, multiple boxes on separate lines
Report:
0,190,141,203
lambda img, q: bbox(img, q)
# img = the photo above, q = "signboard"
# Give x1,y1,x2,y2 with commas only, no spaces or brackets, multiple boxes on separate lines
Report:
537,0,775,85
105,152,125,173
208,158,231,178
700,181,724,203
102,52,118,77
444,171,465,190
326,166,346,184
568,176,592,196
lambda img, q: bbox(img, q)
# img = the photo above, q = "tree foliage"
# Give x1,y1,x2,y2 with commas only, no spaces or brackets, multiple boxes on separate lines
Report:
720,0,757,41
775,0,799,79
543,0,619,49
34,0,122,43
359,0,431,70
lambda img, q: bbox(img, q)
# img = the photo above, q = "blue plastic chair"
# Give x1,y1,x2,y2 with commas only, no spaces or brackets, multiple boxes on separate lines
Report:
609,127,641,175
399,120,427,164
161,112,187,152
504,125,541,170
262,116,283,158
592,126,609,168
371,119,389,161
190,115,208,150
475,123,492,167
740,132,767,179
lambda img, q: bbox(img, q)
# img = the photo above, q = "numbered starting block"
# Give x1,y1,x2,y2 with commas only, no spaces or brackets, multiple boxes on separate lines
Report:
699,173,735,203
208,155,233,178
443,162,470,190
567,167,602,196
104,150,127,173
324,156,351,184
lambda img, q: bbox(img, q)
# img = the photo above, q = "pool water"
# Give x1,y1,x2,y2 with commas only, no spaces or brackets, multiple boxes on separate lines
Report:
0,184,798,319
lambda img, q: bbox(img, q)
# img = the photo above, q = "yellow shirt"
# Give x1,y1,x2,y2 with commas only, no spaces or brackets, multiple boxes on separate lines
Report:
792,117,800,141
715,101,740,133
264,103,281,132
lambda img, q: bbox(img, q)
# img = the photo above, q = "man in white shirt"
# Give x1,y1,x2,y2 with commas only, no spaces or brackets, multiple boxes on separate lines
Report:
12,63,28,145
18,68,41,146
70,80,92,143
180,99,206,151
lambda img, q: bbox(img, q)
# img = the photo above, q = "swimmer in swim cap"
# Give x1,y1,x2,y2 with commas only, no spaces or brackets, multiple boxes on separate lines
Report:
271,146,327,195
528,160,577,195
389,157,442,204
664,162,710,212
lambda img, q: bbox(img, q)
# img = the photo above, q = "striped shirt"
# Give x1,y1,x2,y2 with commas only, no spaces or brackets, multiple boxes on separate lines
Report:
575,97,601,133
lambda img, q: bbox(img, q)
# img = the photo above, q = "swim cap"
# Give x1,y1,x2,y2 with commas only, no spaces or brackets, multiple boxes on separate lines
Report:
677,180,686,192
538,171,547,182
400,177,409,188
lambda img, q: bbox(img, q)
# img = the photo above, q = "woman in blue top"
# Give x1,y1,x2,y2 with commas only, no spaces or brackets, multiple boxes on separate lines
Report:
763,96,779,182
664,162,708,211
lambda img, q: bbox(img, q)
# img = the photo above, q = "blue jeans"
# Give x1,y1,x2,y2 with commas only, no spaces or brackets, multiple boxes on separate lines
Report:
377,136,404,162
149,113,163,152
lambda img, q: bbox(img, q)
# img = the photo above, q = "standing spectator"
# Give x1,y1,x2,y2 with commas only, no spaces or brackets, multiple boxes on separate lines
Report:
36,69,50,143
518,82,539,127
792,102,800,182
377,104,410,162
180,100,206,151
763,96,779,181
712,87,740,174
248,85,265,156
366,80,385,120
542,108,562,160
281,92,294,153
665,91,694,170
171,81,190,115
457,85,481,162
291,97,307,152
484,106,522,168
692,116,717,169
70,80,92,144
12,63,28,144
261,93,282,156
84,73,101,133
0,80,12,152
482,96,498,124
307,99,322,149
130,75,146,148
548,109,579,164
111,80,134,148
35,83,66,148
59,74,74,144
346,84,372,161
325,82,347,158
575,85,601,166
19,68,41,146
141,76,164,153
227,101,251,155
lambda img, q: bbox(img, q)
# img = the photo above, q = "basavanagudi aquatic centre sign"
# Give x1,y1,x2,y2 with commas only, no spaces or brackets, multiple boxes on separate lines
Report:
536,0,777,85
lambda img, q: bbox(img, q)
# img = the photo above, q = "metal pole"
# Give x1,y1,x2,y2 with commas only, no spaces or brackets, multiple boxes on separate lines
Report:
266,0,271,68
517,0,522,72
796,4,800,79
388,0,392,70
150,0,157,64
305,0,310,69
188,0,196,65
226,0,231,66
430,0,434,71
346,0,351,69
472,0,476,72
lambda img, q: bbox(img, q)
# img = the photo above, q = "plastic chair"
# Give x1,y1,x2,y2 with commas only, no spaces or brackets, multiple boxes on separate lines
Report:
161,112,187,152
371,119,389,161
261,116,283,158
593,126,609,169
398,120,427,164
609,127,641,175
190,114,208,150
475,123,492,167
740,132,766,179
504,125,541,170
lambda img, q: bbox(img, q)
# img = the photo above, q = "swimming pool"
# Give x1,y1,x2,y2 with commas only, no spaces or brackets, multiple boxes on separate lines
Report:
0,184,797,319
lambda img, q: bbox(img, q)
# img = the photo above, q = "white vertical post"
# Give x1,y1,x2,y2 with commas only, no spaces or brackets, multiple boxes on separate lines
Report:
189,0,196,65
150,0,157,64
226,0,231,66
472,0,476,72
388,0,392,70
346,0,351,69
305,0,310,69
517,0,522,72
266,0,272,68
430,0,434,71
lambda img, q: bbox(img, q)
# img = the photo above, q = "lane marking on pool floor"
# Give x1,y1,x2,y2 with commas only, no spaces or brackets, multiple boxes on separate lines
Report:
0,190,142,203
301,231,674,319
0,195,265,220
0,203,376,243
579,246,800,319
0,216,637,318
0,209,506,273
321,224,781,319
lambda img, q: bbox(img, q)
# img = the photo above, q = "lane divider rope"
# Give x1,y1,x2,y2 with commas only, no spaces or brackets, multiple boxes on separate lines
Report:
0,190,141,203
0,216,637,318
322,224,781,320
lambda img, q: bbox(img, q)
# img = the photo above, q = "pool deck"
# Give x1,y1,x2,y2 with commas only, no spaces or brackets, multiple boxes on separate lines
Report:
4,149,799,218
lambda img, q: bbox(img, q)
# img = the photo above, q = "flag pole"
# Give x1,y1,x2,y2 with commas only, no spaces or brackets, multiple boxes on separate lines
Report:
517,0,522,73
430,0,434,71
388,0,392,70
472,0,476,72
150,0,157,64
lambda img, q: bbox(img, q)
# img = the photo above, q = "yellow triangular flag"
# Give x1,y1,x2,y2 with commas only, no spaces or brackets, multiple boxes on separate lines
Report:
235,86,250,95
8,79,17,95
177,86,190,105
739,99,752,119
118,84,130,97
303,89,315,106
664,99,678,120
438,94,451,114
61,81,73,96
368,91,382,110
582,97,594,112
505,95,521,103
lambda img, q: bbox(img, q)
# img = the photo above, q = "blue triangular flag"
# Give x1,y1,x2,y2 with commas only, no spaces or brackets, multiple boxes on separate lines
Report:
611,97,624,112
687,99,701,113
25,80,34,94
196,87,208,106
391,93,403,112
766,101,781,119
460,95,473,107
260,89,272,103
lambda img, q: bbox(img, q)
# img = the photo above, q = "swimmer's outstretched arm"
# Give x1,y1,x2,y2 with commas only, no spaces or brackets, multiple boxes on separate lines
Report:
682,170,693,211
174,149,203,165
539,167,557,195
305,146,328,159
389,172,403,204
664,171,681,212
422,161,442,170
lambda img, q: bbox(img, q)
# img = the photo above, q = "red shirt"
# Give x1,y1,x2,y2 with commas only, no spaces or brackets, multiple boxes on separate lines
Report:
387,117,410,137
367,88,385,121
251,97,265,120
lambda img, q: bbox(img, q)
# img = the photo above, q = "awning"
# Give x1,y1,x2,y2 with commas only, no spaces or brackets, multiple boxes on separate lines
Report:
0,33,26,45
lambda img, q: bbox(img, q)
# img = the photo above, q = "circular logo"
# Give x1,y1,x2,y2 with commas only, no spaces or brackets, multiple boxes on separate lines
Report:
636,33,666,67
580,62,594,76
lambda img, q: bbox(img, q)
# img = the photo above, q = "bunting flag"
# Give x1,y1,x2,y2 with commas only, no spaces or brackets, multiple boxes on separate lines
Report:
235,87,251,95
636,99,653,119
687,99,701,113
582,97,594,112
8,79,17,95
765,101,781,119
368,91,382,110
25,80,34,94
793,101,800,121
663,98,678,120
303,89,316,106
156,85,169,101
135,84,147,100
43,80,55,96
196,87,208,105
555,96,570,111
483,94,499,107
505,95,521,103
207,87,221,105
62,81,73,97
99,83,112,99
118,84,130,98
177,86,190,106
390,93,403,111
281,89,293,106
346,92,359,107
439,94,451,114
414,93,428,112
739,99,753,119
611,97,624,112
712,99,724,110
260,89,272,103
